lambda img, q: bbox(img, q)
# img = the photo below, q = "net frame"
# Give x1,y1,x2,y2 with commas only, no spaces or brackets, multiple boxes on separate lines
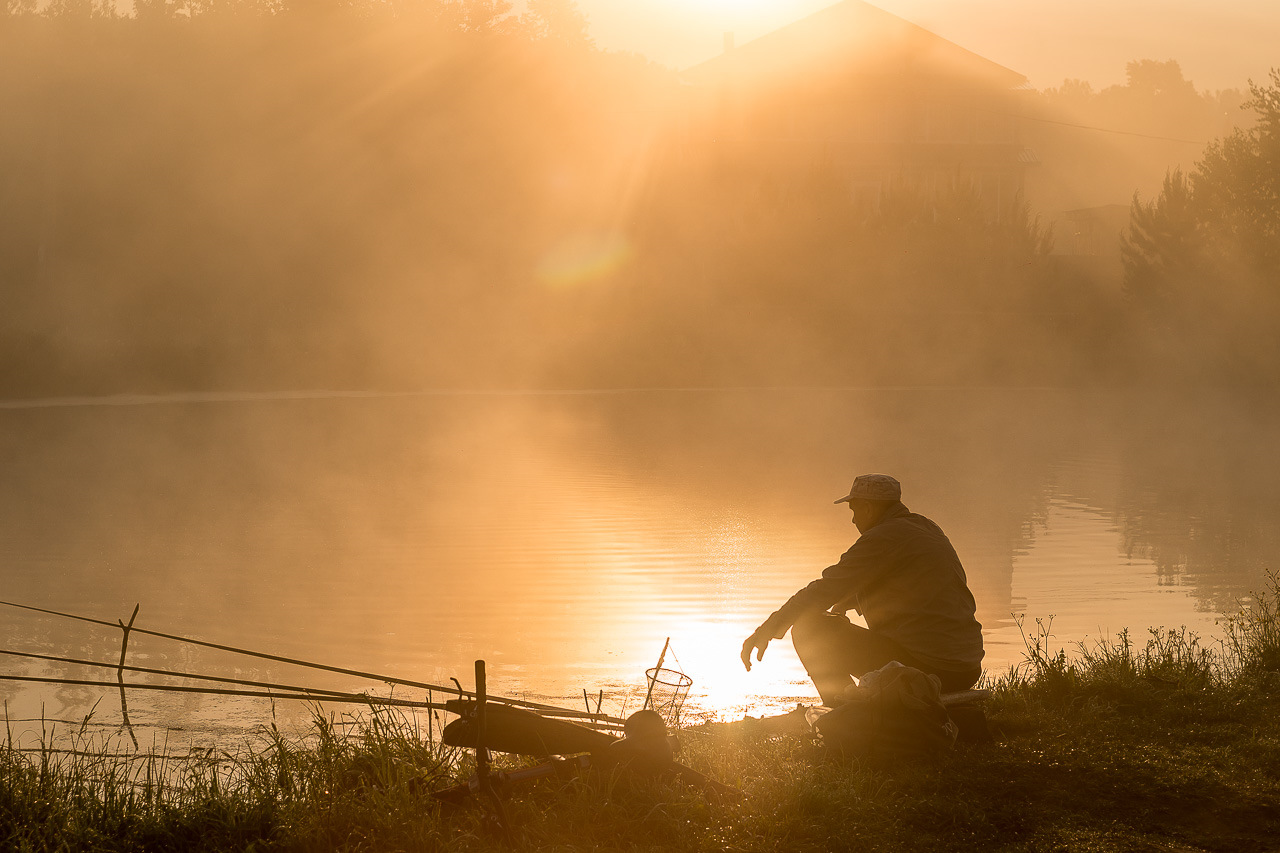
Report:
643,665,693,725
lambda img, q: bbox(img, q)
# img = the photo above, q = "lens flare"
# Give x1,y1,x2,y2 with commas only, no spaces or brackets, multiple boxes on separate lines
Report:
536,230,634,288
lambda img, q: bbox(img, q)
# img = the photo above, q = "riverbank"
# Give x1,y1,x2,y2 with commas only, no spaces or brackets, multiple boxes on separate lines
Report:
4,581,1278,852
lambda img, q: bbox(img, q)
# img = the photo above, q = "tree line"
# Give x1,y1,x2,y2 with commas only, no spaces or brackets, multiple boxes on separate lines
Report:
1,3,1276,394
4,0,588,38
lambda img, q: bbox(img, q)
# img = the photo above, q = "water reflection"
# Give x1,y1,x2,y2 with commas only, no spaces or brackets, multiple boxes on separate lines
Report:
2,388,1277,739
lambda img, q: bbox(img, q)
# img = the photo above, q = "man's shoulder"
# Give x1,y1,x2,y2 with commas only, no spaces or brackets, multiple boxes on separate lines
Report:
877,511,952,543
880,510,940,530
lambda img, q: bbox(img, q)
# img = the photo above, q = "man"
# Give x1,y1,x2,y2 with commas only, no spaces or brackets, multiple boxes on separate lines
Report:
740,474,983,705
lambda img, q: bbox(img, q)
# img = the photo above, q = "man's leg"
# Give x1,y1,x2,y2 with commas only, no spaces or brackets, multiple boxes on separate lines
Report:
791,611,917,705
791,611,982,702
932,666,982,693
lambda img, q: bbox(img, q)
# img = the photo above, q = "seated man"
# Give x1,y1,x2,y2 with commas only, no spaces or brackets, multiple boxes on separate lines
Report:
740,474,983,705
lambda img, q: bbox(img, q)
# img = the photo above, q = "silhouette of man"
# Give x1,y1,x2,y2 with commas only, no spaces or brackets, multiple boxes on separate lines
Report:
740,474,983,705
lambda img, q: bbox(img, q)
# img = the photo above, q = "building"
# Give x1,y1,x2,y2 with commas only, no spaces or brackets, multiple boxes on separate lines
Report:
678,0,1037,219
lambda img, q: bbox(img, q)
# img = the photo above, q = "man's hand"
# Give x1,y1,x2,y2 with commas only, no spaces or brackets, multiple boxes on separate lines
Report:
740,629,770,671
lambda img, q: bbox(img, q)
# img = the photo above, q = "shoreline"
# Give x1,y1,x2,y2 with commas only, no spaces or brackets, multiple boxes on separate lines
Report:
4,579,1277,852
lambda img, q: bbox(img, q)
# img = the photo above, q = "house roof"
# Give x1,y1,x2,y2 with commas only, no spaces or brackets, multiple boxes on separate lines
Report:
683,0,1027,91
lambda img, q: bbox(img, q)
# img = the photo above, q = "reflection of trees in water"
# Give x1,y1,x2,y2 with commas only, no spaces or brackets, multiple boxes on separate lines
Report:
1112,393,1280,612
580,388,1102,627
580,388,1280,623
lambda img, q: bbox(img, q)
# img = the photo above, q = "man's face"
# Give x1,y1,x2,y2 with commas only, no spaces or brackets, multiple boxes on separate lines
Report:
849,499,877,533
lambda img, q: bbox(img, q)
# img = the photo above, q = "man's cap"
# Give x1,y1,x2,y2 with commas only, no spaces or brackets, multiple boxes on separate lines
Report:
834,474,902,504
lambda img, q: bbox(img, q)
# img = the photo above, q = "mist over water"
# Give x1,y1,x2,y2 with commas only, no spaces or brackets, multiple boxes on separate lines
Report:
3,389,1275,743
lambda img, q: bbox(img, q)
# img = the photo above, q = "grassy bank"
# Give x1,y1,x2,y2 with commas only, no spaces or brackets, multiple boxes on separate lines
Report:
4,581,1279,852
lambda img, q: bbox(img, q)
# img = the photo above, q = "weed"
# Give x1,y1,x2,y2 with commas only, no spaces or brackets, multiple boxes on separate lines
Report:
1221,569,1280,689
2,575,1279,851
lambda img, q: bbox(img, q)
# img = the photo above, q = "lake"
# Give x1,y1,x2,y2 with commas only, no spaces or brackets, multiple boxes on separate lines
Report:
2,387,1276,747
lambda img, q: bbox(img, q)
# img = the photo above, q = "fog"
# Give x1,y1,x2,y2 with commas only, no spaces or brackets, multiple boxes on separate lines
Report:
5,386,1280,727
2,2,1273,397
2,1,1279,721
581,1,1280,93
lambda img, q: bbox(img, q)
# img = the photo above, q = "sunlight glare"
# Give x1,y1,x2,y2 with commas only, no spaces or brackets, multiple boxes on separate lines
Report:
665,620,816,722
535,229,633,288
652,0,804,28
684,0,773,12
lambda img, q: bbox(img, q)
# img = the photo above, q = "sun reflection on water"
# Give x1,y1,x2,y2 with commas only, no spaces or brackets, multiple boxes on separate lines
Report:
647,621,817,722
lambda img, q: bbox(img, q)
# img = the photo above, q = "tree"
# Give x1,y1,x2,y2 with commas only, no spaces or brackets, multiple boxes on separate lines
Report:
1031,60,1247,225
521,0,590,46
433,0,512,33
1194,71,1280,270
1121,69,1280,381
4,0,39,16
44,0,95,16
1124,59,1197,98
1122,169,1205,326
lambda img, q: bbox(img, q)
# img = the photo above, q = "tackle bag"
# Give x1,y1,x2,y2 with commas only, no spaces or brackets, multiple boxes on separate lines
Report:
812,661,959,761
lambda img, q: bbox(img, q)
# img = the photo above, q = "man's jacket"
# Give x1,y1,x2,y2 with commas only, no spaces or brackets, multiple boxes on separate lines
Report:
758,502,984,672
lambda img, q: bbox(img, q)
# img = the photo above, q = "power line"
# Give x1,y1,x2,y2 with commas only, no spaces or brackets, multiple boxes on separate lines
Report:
988,107,1208,144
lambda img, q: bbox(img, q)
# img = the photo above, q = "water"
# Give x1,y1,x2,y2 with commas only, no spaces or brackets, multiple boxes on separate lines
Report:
2,387,1276,747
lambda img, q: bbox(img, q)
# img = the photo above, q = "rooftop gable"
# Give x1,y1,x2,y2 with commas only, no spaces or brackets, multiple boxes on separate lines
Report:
684,0,1027,91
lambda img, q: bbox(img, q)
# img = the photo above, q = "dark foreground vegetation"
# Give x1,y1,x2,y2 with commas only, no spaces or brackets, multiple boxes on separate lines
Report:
4,577,1278,852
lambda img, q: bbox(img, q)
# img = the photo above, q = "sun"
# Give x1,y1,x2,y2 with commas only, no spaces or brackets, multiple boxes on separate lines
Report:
646,0,846,44
652,0,796,24
581,1,842,68
685,0,773,11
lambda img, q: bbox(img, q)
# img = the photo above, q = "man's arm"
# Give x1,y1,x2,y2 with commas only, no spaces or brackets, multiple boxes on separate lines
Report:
739,575,848,670
740,529,899,670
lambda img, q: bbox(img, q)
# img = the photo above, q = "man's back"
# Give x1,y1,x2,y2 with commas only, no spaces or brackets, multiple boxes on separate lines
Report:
826,507,983,672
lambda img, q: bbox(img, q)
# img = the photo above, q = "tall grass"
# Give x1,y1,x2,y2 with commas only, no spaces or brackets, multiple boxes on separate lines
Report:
1004,617,1218,699
1000,571,1280,703
1,705,460,852
1222,571,1280,688
2,575,1278,851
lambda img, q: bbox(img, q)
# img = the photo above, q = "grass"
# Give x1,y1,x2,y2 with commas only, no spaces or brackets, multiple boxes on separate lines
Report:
4,575,1280,852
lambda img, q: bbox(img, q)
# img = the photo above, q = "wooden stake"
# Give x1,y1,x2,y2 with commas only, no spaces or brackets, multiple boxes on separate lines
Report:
474,659,489,781
117,604,140,749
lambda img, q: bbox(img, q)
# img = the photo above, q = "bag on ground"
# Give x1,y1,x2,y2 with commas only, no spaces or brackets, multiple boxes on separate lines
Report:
813,661,959,760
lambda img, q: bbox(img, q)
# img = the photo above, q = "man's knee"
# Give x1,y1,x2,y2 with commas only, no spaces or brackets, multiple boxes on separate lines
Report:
791,610,847,652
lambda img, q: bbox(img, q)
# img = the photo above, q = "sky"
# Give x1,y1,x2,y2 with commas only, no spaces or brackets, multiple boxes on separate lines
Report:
577,0,1280,92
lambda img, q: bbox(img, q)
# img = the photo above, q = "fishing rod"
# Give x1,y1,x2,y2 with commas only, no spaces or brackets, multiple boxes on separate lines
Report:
0,648,373,701
0,599,626,725
8,747,245,762
0,674,447,709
